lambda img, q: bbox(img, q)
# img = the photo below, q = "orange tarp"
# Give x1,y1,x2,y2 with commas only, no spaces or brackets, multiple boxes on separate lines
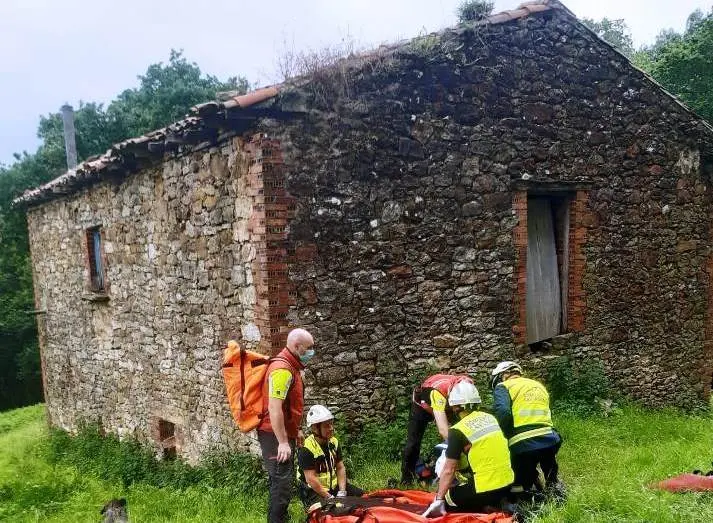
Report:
653,473,713,493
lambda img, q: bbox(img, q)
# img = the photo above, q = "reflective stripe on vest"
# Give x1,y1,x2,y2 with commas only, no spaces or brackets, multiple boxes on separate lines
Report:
508,426,554,446
297,435,339,490
451,411,514,493
503,377,553,444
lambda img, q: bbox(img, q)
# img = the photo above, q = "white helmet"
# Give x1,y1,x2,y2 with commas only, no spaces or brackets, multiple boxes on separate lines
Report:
491,361,523,388
306,404,334,426
448,381,481,406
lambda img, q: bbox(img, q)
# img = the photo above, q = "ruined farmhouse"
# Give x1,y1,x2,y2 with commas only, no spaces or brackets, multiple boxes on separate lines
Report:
17,0,713,461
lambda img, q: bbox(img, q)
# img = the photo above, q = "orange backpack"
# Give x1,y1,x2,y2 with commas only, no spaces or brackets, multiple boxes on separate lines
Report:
222,340,291,433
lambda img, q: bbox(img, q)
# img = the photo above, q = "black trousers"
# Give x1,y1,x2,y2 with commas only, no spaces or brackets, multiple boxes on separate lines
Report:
258,430,296,523
446,482,511,513
401,402,433,483
511,442,561,492
298,482,364,508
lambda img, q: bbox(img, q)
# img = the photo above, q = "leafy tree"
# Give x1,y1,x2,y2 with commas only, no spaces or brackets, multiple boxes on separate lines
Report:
686,9,706,34
0,154,50,409
0,50,247,411
642,10,713,123
108,50,249,139
582,17,635,57
456,0,494,23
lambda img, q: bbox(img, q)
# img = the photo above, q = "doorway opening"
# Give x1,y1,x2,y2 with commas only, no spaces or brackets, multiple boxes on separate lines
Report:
526,194,572,346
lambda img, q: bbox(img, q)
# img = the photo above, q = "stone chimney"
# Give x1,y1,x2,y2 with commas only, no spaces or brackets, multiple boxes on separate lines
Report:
60,104,78,170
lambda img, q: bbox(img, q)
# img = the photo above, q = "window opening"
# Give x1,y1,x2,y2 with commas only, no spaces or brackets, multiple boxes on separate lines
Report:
158,419,176,460
86,227,105,292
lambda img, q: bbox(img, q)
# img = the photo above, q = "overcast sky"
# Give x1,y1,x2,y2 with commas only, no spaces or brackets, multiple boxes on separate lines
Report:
1,0,711,166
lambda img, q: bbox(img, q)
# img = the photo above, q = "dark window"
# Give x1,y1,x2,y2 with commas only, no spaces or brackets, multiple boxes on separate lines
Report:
86,227,105,292
158,419,176,460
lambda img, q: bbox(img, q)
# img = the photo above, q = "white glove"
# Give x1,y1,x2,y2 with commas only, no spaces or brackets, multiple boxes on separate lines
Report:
422,498,446,518
336,490,347,497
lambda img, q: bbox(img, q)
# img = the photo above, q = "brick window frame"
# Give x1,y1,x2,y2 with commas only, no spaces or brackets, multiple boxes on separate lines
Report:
512,187,589,345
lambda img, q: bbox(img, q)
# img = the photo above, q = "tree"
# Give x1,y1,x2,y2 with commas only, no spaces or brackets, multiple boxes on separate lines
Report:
0,51,248,411
108,50,249,139
686,9,706,34
456,1,495,23
582,17,635,57
636,9,713,123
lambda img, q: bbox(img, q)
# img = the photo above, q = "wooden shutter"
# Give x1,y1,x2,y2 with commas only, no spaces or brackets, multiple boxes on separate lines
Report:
526,198,561,343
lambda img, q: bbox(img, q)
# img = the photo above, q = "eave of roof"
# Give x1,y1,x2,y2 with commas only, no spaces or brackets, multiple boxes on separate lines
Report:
13,86,283,207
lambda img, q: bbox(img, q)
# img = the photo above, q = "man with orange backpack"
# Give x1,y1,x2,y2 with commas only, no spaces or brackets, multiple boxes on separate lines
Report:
400,373,473,485
257,328,316,523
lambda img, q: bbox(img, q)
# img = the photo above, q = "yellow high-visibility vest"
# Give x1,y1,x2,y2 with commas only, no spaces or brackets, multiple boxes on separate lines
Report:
451,411,514,493
503,377,554,446
297,435,339,490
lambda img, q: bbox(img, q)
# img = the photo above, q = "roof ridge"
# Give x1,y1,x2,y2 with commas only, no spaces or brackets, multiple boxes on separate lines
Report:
14,0,713,208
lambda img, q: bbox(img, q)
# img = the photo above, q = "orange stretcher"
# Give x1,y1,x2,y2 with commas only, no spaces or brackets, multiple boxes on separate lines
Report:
307,489,514,523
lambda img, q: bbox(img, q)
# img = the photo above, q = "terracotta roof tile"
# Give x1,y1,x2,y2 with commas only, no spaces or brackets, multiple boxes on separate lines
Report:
482,1,553,25
224,86,280,110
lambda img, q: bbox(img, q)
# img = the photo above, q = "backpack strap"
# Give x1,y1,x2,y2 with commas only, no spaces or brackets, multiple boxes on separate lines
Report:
239,348,246,412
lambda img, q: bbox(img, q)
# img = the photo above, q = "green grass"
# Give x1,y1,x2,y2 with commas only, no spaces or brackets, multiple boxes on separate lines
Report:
1,404,712,522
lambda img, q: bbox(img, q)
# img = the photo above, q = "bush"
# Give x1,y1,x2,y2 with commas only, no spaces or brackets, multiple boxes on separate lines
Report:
45,424,266,495
456,1,495,22
546,356,614,416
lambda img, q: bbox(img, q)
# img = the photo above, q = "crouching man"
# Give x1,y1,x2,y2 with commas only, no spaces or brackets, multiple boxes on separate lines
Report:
423,382,514,517
491,361,564,500
297,405,364,508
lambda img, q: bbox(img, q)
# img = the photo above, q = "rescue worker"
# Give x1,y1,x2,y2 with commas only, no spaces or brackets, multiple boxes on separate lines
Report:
401,373,473,484
491,361,564,499
422,382,514,517
257,328,315,523
296,405,364,508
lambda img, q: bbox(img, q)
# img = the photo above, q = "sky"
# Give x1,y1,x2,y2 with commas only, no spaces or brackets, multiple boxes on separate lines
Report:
0,0,711,167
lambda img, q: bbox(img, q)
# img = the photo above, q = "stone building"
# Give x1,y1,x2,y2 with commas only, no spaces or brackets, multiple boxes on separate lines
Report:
17,0,713,462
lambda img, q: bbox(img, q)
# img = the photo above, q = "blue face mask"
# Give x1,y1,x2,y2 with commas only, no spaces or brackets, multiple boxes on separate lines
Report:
299,348,315,364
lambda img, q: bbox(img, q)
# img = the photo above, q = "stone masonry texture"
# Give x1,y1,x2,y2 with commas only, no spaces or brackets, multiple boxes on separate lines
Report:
26,8,713,461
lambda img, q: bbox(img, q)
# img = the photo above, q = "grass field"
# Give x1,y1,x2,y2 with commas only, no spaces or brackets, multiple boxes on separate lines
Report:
1,404,712,522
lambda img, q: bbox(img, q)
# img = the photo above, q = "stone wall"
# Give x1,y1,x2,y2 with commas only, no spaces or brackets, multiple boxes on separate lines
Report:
27,137,276,462
265,9,713,416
